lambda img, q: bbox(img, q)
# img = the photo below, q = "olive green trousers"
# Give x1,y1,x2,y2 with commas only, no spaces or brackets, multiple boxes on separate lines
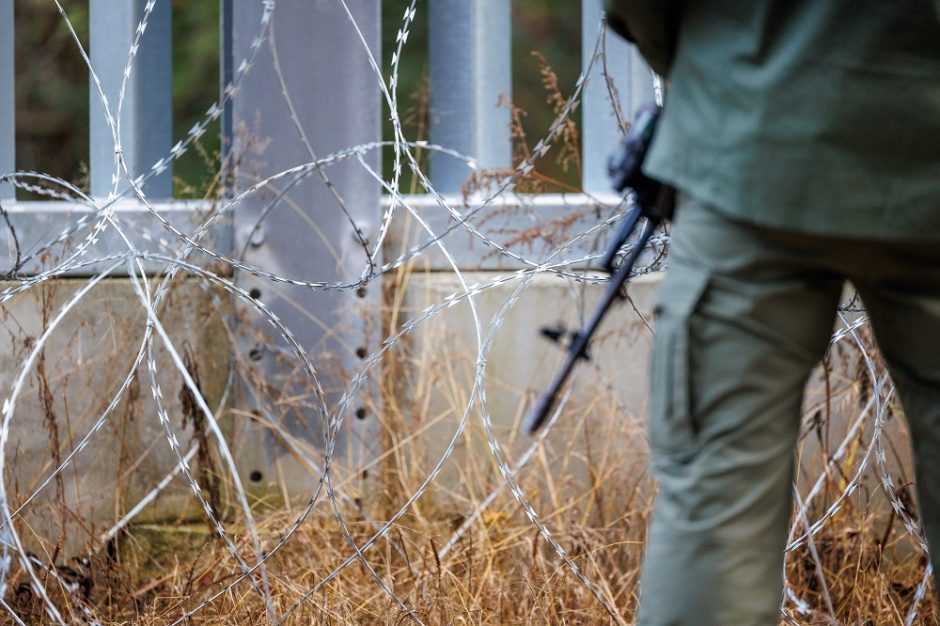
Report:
637,198,940,626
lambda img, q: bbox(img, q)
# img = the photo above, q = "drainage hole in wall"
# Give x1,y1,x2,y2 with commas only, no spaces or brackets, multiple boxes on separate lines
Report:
355,407,368,420
249,470,263,483
355,347,368,359
356,287,367,298
249,288,262,300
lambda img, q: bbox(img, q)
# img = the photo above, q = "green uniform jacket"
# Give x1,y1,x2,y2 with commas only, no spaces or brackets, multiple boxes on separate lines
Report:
604,0,678,77
633,1,940,240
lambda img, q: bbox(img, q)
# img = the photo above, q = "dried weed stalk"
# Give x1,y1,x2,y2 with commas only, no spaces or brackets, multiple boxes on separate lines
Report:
6,286,934,625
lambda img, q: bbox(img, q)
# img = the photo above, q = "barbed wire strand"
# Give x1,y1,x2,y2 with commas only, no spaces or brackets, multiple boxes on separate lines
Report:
0,1,928,624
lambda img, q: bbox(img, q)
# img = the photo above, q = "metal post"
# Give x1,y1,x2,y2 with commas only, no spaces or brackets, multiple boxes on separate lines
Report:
0,0,13,199
220,0,234,196
229,1,382,493
581,0,653,193
428,0,512,194
89,0,172,198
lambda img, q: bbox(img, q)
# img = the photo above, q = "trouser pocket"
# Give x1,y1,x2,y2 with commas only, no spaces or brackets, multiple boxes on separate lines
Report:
649,265,710,461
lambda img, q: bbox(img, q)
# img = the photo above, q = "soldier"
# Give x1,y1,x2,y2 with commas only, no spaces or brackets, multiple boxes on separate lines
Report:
605,1,940,624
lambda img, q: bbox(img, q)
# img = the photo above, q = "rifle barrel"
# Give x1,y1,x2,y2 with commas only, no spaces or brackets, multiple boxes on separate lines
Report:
525,218,657,434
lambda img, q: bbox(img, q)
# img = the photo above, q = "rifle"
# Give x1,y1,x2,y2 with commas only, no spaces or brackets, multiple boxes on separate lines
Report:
524,104,674,434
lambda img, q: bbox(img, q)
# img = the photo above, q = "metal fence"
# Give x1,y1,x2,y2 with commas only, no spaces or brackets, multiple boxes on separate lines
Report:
0,0,652,197
0,0,653,463
0,2,932,625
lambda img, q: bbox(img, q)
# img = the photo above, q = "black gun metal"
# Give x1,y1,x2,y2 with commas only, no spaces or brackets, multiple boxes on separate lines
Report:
524,104,673,434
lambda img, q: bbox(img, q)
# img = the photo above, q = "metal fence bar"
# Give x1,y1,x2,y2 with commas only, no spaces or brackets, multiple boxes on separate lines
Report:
428,0,511,194
581,0,653,193
0,0,13,200
385,192,622,271
229,1,382,491
0,199,230,276
89,0,172,199
220,0,234,195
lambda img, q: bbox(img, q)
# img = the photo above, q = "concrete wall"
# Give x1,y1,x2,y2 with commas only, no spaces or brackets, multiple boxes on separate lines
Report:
0,278,230,555
393,270,660,513
0,251,917,557
395,266,916,536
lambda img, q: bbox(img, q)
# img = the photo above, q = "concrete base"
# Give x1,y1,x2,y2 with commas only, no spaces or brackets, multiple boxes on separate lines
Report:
0,267,920,561
395,269,918,545
393,270,659,518
0,277,230,556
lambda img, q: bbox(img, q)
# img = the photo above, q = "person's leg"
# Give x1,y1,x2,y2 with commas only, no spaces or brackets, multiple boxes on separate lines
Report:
850,241,940,591
637,199,843,626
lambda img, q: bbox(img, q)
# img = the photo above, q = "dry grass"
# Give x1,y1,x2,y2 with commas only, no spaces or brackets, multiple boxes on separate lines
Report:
3,206,936,625
4,303,937,625
3,193,936,626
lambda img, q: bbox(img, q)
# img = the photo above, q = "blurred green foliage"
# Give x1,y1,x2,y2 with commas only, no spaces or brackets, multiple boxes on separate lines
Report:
14,0,220,199
14,1,90,195
170,0,221,199
14,1,582,198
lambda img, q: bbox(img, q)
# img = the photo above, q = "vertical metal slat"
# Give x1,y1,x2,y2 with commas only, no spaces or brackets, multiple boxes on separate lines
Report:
581,0,653,193
220,0,234,196
229,1,383,494
429,0,511,195
89,0,172,198
0,0,13,199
